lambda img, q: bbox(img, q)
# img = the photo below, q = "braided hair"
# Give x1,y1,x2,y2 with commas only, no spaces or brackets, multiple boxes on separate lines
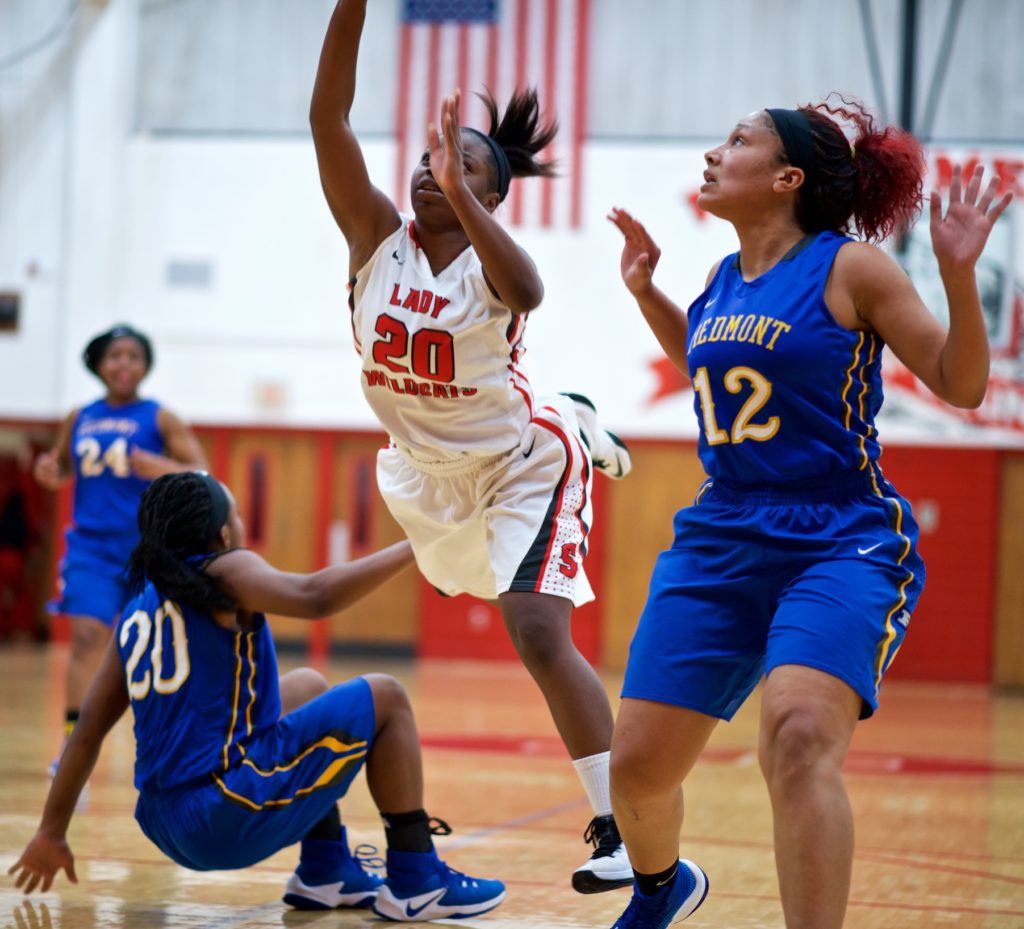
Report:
126,472,235,614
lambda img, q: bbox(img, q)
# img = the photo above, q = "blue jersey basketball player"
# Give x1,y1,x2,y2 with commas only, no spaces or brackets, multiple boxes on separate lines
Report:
605,99,1011,929
34,325,206,775
10,471,506,921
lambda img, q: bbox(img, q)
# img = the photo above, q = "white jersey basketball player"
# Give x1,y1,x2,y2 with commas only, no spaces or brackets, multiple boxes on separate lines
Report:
312,0,632,893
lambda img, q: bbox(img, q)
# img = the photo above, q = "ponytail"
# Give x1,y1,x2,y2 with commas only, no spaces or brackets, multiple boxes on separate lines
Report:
792,95,925,243
477,87,558,194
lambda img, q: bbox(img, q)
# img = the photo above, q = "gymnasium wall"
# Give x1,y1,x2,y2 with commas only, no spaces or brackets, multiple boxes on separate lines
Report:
26,420,1018,686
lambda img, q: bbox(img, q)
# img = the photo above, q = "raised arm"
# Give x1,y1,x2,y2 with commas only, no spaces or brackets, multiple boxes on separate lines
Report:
608,207,692,376
831,165,1013,409
209,542,415,619
310,0,400,273
33,409,78,492
9,640,129,894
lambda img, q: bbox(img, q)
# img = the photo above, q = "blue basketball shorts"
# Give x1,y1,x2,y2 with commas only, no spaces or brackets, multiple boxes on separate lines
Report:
135,677,376,870
622,470,926,720
51,531,135,626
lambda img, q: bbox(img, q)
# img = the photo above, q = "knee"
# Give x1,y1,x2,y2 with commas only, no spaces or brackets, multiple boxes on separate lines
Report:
505,615,568,673
759,708,843,791
294,668,330,698
610,742,675,806
70,619,110,656
365,673,412,722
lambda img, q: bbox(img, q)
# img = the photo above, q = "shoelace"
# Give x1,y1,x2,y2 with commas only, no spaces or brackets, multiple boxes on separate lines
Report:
583,816,622,859
428,817,453,837
353,843,385,871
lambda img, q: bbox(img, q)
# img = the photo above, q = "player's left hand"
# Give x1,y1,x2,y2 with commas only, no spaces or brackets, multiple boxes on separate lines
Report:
930,164,1013,274
129,447,169,479
8,831,78,894
427,89,468,196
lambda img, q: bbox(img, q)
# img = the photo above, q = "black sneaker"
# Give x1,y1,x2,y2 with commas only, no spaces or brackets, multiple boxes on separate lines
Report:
572,814,634,894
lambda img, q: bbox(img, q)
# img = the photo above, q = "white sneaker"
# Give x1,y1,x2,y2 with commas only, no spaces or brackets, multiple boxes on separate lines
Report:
573,814,634,894
564,393,632,480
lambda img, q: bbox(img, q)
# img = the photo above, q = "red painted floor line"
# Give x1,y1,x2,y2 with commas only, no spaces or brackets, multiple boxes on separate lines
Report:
418,732,1024,776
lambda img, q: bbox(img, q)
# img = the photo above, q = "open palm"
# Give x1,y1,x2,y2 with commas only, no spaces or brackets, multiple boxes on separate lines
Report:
427,90,467,196
930,164,1013,272
608,207,661,296
8,832,78,895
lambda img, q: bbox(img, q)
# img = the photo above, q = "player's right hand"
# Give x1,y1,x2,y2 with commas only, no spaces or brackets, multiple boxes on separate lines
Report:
607,207,661,297
8,831,78,894
33,453,65,491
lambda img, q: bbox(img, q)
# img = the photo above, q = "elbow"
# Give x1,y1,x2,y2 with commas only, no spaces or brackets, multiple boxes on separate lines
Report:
507,284,544,315
941,384,987,409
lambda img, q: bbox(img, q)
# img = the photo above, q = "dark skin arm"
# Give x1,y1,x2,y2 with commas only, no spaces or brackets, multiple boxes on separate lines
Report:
310,0,401,275
9,640,129,894
208,541,415,619
129,408,208,480
608,207,718,376
32,410,78,491
429,91,544,313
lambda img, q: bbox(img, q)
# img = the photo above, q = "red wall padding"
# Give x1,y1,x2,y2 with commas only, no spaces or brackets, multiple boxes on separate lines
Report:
874,447,999,683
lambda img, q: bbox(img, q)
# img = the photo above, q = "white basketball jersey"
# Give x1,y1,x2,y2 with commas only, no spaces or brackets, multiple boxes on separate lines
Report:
350,218,534,462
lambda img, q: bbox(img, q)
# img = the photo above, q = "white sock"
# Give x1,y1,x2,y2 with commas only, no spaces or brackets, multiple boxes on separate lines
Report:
573,751,612,817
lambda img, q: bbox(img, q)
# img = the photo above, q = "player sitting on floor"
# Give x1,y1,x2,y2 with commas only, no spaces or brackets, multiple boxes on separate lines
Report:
9,470,506,922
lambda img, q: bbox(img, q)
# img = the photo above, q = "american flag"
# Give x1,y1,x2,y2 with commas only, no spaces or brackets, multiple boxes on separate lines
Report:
395,0,591,228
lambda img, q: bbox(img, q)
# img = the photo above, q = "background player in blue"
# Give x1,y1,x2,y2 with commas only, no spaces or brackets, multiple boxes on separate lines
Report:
33,325,206,772
9,471,506,921
604,99,1013,929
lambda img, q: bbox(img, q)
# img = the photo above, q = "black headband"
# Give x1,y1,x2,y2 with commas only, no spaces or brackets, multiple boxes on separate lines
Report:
196,471,230,540
465,128,512,202
766,108,816,185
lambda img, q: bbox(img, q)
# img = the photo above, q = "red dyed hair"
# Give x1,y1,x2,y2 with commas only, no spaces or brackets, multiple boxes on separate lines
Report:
788,95,925,243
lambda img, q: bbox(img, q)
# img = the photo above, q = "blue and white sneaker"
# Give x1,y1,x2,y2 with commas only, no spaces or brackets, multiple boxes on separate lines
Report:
563,393,632,480
282,829,385,910
610,860,709,928
373,848,506,922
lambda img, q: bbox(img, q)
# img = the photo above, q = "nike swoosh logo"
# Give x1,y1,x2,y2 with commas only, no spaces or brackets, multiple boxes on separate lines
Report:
655,868,678,887
405,888,447,918
857,542,883,555
523,438,537,459
705,296,717,307
392,250,405,265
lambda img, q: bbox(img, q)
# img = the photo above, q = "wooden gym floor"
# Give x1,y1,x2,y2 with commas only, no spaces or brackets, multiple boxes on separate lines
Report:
1,645,1023,928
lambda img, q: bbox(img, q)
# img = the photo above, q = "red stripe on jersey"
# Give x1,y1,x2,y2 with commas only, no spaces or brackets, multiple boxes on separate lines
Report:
541,405,589,543
511,380,534,417
531,416,575,593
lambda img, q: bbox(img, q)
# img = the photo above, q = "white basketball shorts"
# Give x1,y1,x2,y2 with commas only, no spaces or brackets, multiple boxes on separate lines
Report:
376,395,595,606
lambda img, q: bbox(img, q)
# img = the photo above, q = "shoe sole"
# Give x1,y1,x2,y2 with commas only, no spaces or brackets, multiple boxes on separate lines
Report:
562,392,632,479
571,871,634,894
282,891,377,910
673,860,710,923
373,887,506,921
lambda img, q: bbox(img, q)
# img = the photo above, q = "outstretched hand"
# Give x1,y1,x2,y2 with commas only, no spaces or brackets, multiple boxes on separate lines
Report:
608,207,661,296
930,164,1013,274
8,832,78,895
427,90,468,197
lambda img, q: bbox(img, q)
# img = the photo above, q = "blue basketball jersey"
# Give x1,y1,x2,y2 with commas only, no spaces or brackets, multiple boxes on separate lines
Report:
70,398,164,550
686,232,883,486
116,576,281,793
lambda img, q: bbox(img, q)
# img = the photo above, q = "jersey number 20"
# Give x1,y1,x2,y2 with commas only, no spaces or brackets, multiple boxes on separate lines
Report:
372,314,455,383
692,366,780,445
120,601,191,700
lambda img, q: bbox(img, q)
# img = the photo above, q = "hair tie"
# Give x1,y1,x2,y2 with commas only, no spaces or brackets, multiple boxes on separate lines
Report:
196,471,230,540
465,128,512,202
766,108,817,185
